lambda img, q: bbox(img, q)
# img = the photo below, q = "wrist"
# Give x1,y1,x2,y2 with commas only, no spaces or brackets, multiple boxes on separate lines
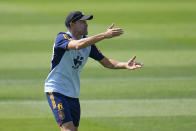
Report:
102,32,109,39
116,62,128,69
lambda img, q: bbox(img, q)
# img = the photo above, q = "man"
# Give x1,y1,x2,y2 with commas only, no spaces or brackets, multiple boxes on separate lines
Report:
45,11,143,131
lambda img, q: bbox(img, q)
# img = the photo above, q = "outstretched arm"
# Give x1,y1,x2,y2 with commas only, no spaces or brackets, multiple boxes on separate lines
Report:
99,56,144,70
67,24,123,50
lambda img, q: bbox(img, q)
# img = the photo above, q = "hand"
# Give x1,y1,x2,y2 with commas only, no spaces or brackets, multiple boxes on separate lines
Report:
104,23,124,38
126,56,144,70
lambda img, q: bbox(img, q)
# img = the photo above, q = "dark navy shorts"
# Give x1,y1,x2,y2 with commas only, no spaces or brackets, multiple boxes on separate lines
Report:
46,92,80,127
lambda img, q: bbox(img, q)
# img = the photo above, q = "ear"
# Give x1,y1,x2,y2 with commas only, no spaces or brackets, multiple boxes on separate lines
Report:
69,22,73,27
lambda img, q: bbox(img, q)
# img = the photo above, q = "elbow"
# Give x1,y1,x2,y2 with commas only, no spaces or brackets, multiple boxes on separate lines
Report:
69,45,82,50
73,44,82,50
75,45,81,50
75,41,86,50
100,58,116,69
68,39,89,50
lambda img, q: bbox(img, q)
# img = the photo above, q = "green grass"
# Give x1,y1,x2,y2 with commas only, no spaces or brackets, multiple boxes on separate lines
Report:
1,116,196,131
0,0,196,130
0,100,196,130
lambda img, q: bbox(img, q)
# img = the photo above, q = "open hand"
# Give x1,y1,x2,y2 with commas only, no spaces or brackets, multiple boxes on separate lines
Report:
126,56,144,70
104,23,124,38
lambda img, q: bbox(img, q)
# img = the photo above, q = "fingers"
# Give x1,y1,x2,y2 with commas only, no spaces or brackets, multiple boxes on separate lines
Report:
135,64,142,68
128,56,136,63
135,62,144,66
133,62,142,68
108,23,115,29
110,28,124,37
112,28,124,33
127,56,144,70
127,64,143,70
105,24,124,38
112,30,124,36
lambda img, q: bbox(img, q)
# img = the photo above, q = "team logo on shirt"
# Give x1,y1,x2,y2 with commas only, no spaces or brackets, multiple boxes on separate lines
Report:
72,56,84,69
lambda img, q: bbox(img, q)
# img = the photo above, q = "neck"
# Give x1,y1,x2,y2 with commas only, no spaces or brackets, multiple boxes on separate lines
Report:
70,30,82,40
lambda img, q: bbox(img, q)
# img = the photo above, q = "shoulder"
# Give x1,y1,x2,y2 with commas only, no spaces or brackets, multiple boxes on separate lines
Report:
56,32,72,42
54,32,72,49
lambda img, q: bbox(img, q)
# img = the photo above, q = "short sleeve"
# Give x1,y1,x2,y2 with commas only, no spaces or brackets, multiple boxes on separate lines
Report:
89,45,104,61
54,33,70,50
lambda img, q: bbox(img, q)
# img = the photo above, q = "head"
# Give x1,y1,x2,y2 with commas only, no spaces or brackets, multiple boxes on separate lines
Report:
65,11,93,36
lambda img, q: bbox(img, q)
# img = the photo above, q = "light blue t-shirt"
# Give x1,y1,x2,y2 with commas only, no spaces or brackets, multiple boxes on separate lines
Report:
44,31,104,98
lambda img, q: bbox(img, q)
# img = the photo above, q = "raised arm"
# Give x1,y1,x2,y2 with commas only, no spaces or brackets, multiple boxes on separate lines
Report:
67,24,123,50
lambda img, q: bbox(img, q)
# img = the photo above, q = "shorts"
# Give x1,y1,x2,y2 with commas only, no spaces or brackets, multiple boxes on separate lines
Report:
46,92,80,127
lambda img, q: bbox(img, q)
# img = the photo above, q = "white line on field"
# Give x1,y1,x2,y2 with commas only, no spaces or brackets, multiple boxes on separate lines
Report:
0,99,196,118
0,98,196,104
0,76,195,84
81,76,196,82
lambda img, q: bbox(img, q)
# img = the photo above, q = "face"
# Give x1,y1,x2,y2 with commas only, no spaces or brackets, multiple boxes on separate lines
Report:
71,20,88,35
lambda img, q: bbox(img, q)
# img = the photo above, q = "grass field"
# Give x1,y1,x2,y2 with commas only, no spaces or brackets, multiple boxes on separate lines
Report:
0,0,196,130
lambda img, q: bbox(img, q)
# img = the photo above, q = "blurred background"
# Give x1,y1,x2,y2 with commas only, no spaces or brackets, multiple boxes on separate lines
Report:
0,0,196,130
